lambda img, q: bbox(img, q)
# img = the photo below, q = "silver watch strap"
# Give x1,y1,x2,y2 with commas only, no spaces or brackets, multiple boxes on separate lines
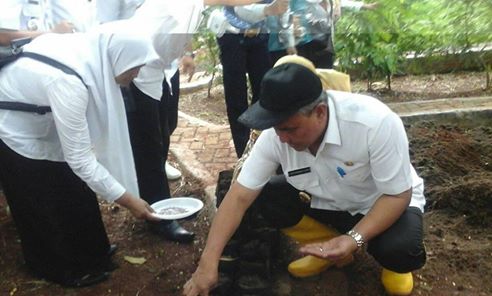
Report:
347,229,365,248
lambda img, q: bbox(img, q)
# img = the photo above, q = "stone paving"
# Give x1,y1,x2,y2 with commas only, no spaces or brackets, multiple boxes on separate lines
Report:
171,96,492,201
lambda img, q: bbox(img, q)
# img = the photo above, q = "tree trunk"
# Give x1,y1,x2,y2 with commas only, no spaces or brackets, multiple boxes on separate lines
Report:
486,66,491,90
207,72,215,99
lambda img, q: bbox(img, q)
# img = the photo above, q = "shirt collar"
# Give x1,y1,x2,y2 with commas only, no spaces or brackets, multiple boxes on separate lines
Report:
318,92,341,153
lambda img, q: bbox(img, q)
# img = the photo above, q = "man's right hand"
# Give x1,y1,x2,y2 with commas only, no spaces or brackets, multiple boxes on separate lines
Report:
182,182,259,295
182,262,219,296
51,20,75,33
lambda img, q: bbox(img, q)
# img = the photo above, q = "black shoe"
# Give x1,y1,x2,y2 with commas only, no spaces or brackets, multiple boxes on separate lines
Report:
62,271,110,288
108,244,118,257
104,259,119,272
150,220,195,243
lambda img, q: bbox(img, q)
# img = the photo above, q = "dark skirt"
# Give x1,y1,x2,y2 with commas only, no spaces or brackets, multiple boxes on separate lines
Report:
0,139,111,284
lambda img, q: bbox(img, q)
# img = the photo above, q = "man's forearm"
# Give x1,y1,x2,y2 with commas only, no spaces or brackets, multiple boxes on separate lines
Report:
199,183,259,266
0,31,42,46
352,189,412,243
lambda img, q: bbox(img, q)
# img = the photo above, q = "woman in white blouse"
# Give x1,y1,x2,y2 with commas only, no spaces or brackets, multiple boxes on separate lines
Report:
0,31,159,287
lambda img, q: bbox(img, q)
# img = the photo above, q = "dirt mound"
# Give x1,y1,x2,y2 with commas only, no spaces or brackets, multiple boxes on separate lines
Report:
408,120,492,229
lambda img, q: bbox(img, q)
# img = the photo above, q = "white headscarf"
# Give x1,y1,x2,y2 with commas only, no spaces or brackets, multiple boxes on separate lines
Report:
22,32,156,197
94,0,204,100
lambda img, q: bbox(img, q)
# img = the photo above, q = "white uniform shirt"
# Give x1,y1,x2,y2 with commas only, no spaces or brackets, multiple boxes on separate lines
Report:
237,90,425,215
96,0,204,100
133,0,204,99
95,0,145,23
0,0,51,30
50,0,94,32
0,0,92,32
0,59,125,201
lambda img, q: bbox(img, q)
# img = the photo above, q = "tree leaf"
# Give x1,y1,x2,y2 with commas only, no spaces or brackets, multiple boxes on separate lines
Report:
124,256,147,265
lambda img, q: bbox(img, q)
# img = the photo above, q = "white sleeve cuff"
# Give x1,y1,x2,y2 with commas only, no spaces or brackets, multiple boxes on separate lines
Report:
234,4,268,24
105,183,126,203
341,0,363,11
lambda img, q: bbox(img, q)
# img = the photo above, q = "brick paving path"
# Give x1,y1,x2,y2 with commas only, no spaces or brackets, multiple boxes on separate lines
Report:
171,96,492,201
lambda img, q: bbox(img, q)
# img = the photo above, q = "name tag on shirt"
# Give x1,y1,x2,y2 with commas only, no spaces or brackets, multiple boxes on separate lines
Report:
288,167,311,177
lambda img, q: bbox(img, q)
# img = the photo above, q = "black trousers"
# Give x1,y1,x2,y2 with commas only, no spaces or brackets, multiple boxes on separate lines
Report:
161,71,180,157
0,139,110,283
124,71,180,205
270,36,335,69
217,33,272,158
256,175,426,273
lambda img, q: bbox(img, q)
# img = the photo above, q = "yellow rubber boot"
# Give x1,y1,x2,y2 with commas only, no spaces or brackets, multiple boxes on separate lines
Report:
381,268,414,296
287,253,353,278
281,216,353,278
281,215,338,244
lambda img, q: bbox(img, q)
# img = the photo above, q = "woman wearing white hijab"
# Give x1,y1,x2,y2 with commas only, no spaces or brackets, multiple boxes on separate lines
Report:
0,31,158,287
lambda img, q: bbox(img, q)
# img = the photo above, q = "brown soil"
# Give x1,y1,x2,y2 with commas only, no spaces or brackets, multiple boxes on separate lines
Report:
0,159,211,296
1,71,492,296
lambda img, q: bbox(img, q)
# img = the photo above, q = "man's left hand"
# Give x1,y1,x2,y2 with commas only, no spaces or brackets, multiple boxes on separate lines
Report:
181,55,195,83
299,234,358,261
51,20,76,33
362,2,380,10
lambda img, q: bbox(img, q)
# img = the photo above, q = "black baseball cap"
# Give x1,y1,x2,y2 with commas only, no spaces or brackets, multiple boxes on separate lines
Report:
238,63,322,130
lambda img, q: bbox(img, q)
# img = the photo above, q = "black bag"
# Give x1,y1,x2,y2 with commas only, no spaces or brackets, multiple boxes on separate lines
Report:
0,38,85,114
0,37,31,70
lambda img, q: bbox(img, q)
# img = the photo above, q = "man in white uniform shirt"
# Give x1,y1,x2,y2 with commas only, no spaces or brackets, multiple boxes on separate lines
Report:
184,63,426,296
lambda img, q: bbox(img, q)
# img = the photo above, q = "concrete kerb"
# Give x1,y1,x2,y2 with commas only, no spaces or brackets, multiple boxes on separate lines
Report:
170,110,231,205
388,96,492,117
180,76,213,95
180,71,222,95
170,141,220,206
171,95,492,207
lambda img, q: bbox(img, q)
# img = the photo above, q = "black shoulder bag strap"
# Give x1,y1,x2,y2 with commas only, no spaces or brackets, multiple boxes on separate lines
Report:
0,52,86,115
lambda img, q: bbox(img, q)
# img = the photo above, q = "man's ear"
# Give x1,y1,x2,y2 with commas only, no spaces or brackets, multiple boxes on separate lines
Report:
314,103,327,119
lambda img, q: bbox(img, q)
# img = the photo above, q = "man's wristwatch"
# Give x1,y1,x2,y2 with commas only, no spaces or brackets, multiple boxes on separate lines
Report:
347,230,365,248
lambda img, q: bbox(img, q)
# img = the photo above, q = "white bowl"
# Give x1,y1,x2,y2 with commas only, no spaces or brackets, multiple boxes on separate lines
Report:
150,197,204,220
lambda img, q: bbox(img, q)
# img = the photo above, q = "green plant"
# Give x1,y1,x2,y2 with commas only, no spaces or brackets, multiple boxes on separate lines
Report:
193,7,222,98
336,1,404,90
439,0,492,88
335,0,492,89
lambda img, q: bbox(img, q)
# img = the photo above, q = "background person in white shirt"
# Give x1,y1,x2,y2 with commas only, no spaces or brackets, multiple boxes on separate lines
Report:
0,31,158,287
97,0,280,242
184,62,426,296
267,0,379,68
210,0,289,158
122,0,203,242
95,0,205,243
0,0,93,45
